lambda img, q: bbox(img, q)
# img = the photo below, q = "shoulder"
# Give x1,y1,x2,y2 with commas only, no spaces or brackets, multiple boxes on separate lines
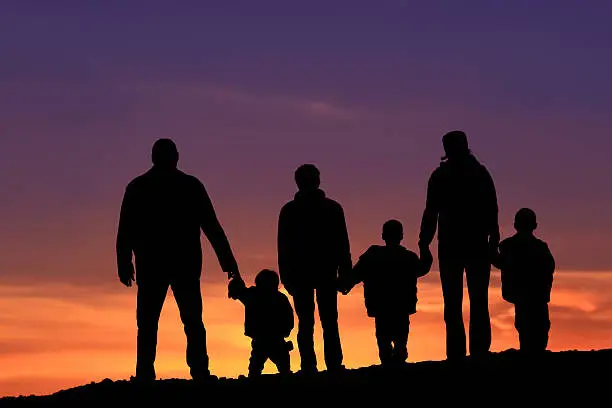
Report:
359,245,383,262
401,246,419,259
534,237,551,251
498,236,515,250
324,197,345,214
430,165,445,180
474,160,494,179
125,172,150,192
181,172,205,189
279,200,295,216
363,245,383,256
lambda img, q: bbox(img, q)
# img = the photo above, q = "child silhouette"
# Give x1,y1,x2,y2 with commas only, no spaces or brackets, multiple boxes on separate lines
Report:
493,208,555,352
229,269,294,376
340,220,432,365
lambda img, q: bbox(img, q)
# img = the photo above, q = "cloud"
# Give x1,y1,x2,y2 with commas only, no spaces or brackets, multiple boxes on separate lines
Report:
116,81,359,121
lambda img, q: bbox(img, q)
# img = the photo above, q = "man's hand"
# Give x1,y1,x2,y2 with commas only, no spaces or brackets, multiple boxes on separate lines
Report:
488,237,500,263
228,275,245,300
118,263,135,287
420,245,433,263
227,269,241,281
336,276,353,295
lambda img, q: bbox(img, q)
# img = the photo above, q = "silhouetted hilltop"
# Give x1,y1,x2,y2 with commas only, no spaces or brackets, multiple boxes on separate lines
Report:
2,349,610,407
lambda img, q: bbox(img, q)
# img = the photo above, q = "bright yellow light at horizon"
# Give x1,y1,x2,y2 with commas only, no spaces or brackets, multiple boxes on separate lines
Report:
0,271,611,397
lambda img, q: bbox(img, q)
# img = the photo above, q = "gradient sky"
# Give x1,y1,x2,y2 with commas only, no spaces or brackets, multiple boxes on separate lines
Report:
1,0,611,397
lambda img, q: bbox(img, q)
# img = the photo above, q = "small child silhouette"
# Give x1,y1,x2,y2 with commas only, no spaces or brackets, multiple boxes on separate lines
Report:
493,208,555,353
339,220,433,366
228,269,295,376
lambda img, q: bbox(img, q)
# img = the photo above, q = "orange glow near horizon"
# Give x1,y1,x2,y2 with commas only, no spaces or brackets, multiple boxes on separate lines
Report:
1,271,611,397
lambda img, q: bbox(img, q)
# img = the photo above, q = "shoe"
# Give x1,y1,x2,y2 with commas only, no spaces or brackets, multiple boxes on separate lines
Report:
326,364,346,374
130,374,155,384
190,368,212,381
297,366,318,375
133,365,156,383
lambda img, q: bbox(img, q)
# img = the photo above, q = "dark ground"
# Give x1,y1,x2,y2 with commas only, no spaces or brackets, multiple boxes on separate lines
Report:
1,349,610,407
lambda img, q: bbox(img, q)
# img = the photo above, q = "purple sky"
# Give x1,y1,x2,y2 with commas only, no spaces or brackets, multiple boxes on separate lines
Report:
1,1,611,286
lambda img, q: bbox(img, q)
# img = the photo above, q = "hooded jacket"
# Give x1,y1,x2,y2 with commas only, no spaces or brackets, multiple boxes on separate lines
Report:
419,154,500,249
277,188,352,291
116,167,238,282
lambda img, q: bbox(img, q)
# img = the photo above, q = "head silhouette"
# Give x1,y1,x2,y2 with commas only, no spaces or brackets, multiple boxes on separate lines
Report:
152,138,179,169
382,219,404,245
514,208,537,234
255,269,280,292
442,130,470,161
295,164,321,191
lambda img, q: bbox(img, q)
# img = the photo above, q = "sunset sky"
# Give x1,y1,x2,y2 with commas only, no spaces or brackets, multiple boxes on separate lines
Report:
1,0,611,398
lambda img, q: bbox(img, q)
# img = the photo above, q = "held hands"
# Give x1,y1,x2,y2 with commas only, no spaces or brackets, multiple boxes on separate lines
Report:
419,244,433,264
227,274,245,300
118,263,135,287
227,268,241,281
488,237,500,264
337,276,353,295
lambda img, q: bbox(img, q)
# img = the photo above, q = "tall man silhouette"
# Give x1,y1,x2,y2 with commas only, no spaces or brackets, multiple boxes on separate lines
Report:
277,164,352,373
116,138,240,381
419,131,500,359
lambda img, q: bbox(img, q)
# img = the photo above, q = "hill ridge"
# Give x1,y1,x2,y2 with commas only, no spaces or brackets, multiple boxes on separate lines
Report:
2,348,610,406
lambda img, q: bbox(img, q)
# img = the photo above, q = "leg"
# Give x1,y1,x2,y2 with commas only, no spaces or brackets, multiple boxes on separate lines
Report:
514,303,526,350
539,303,551,351
438,255,467,360
248,339,268,377
136,280,169,380
269,339,292,375
392,314,410,363
517,303,550,352
316,286,344,370
374,315,393,365
292,289,317,371
465,255,492,356
515,303,533,352
171,278,209,379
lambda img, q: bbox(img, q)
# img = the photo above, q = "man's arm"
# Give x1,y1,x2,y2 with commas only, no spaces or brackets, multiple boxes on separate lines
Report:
490,245,504,270
543,243,556,291
419,171,439,249
277,205,294,293
339,250,369,294
483,167,500,248
116,184,136,287
416,247,433,278
282,295,295,338
335,204,353,280
197,181,239,279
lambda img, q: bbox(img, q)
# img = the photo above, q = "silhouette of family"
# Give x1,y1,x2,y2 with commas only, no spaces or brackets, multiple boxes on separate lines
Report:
115,131,556,381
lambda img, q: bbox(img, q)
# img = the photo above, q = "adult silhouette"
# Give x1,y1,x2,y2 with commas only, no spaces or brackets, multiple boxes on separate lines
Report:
116,138,240,381
277,164,352,373
419,130,500,359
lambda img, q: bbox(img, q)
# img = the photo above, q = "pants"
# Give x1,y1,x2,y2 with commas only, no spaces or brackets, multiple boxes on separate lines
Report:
515,302,550,352
439,243,492,359
136,276,208,379
292,286,343,371
248,338,291,376
374,313,410,365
